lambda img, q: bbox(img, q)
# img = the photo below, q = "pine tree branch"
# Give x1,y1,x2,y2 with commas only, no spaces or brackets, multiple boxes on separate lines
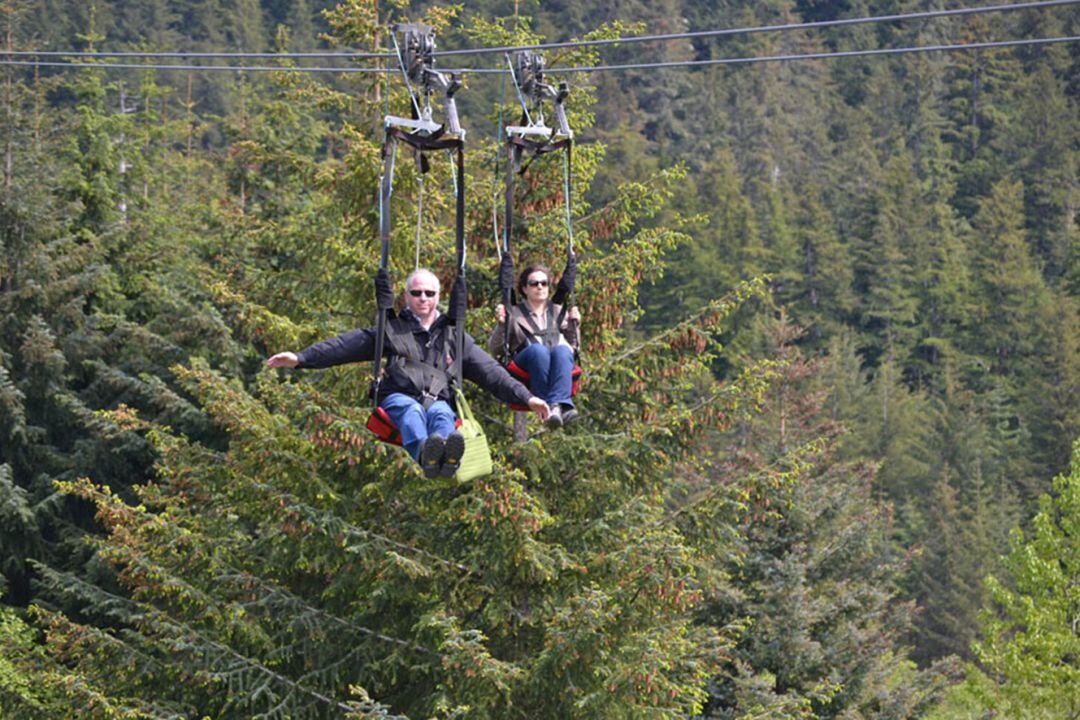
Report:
216,563,439,657
245,479,470,574
609,277,769,365
666,437,827,524
73,493,445,658
33,565,359,716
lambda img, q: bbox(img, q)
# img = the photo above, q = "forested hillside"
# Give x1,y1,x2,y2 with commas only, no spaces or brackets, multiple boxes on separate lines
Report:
0,0,1077,717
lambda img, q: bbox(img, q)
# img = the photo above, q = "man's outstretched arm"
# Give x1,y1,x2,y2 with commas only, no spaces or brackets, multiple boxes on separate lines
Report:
267,328,378,370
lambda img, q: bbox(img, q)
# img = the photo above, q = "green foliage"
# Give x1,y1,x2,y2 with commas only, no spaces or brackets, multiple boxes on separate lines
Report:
0,0,1076,712
968,439,1080,718
30,283,767,717
931,438,1080,719
0,603,68,719
4,4,779,717
691,315,954,718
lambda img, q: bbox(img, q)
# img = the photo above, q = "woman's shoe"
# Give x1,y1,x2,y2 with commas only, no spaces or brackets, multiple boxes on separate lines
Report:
560,405,579,424
546,405,563,429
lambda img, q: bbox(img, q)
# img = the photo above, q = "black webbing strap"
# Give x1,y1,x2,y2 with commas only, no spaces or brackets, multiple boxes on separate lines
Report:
516,300,560,349
387,126,460,152
384,319,452,408
507,135,570,173
554,140,576,348
372,130,397,409
388,128,467,391
501,139,516,361
447,141,466,390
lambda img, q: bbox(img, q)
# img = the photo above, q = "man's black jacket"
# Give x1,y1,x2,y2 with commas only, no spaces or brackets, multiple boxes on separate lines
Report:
296,309,533,407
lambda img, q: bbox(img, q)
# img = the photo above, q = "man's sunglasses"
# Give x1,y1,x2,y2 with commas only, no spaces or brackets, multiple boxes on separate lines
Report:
526,279,549,287
409,289,438,298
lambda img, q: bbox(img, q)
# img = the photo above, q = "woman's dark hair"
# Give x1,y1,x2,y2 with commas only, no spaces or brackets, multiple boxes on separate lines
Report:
518,264,552,295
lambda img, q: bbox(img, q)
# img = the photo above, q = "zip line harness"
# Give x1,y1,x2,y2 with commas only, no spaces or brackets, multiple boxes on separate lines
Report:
499,51,582,411
366,23,468,445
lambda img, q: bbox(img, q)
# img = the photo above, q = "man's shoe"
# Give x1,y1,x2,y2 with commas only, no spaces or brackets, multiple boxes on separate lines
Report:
561,405,579,425
545,405,563,429
419,434,445,479
439,430,466,478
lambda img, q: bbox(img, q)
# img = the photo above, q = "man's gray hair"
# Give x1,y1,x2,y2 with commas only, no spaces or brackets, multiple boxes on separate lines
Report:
405,268,440,292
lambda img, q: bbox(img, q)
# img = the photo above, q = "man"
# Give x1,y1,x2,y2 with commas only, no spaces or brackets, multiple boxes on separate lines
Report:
267,268,549,478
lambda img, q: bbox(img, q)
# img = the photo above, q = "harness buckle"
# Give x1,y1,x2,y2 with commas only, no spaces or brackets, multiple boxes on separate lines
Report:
420,389,440,410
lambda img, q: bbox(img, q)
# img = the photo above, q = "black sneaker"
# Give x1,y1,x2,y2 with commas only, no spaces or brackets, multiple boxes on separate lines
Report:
561,405,579,425
419,434,445,479
439,430,466,478
545,405,563,429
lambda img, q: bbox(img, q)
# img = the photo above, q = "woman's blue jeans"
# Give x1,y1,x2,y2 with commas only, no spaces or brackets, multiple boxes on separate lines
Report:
514,343,574,407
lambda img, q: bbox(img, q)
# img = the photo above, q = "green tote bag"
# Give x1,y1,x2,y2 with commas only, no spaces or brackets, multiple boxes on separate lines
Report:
453,386,493,481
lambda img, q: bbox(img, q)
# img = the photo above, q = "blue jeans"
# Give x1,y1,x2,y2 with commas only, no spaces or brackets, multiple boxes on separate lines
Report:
380,393,457,461
514,343,574,407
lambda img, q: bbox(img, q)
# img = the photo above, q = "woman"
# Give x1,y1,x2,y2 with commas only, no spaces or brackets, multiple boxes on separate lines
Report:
489,264,581,428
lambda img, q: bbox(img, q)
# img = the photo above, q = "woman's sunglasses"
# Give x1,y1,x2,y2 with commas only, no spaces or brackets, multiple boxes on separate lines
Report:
408,289,438,298
526,279,549,288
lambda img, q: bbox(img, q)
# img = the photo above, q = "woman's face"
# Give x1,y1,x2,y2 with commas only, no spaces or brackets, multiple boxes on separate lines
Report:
523,271,550,302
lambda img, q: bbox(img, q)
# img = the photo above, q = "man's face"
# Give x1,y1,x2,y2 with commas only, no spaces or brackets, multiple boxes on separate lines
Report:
406,273,440,321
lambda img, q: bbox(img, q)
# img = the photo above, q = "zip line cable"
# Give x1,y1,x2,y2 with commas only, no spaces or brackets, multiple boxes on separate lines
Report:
545,33,1080,74
0,58,392,72
1,48,387,59
2,34,1078,75
1,0,1075,63
492,69,508,261
432,0,1080,57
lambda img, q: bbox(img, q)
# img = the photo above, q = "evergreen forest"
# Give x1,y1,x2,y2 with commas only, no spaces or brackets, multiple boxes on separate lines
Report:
1,0,1078,717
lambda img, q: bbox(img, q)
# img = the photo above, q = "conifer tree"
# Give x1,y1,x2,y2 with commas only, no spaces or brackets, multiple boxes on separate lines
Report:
968,180,1048,375
965,178,1069,498
907,195,972,389
943,18,1024,219
777,180,854,346
906,361,1022,663
852,153,920,368
227,0,269,52
0,578,72,718
1013,64,1077,284
694,314,951,719
640,147,757,331
285,0,319,51
111,0,182,53
0,51,238,606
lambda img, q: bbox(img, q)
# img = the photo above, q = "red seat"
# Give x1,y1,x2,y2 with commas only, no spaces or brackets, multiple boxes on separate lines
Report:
506,360,582,411
366,406,404,445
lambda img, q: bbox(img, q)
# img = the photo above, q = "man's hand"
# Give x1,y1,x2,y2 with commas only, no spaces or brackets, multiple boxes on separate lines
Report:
267,352,300,368
527,396,550,421
495,304,507,324
375,267,395,309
